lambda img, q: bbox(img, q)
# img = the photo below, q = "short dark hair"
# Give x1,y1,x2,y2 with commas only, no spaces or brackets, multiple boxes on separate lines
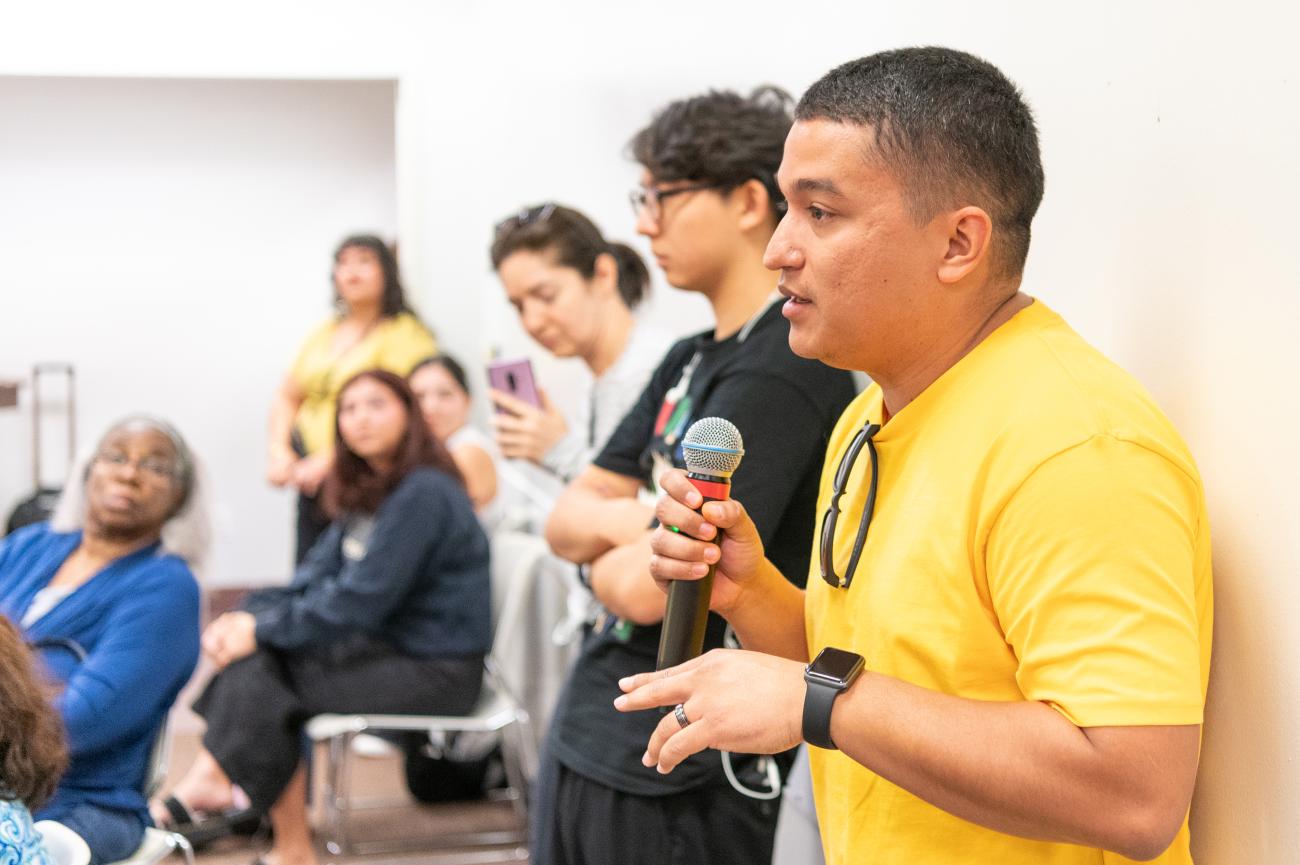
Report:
0,616,67,809
333,234,414,318
410,353,471,397
629,86,794,221
797,47,1044,278
323,369,464,517
491,204,650,310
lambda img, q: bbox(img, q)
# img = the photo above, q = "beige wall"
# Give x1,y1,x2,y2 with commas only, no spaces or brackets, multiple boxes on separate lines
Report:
3,0,1298,860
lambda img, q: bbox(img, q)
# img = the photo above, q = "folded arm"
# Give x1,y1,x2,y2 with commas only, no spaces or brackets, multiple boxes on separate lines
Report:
544,465,651,564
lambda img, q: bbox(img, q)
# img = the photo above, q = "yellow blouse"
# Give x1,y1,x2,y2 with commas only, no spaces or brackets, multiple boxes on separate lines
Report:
289,312,436,455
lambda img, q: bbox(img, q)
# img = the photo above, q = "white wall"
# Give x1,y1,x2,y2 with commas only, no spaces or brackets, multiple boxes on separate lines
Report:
0,76,398,583
2,1,1298,861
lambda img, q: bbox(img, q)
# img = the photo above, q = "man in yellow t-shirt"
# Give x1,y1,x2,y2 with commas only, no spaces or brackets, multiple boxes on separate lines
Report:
616,47,1211,864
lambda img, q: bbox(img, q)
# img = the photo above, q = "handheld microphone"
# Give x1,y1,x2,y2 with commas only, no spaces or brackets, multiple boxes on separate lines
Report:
656,417,744,670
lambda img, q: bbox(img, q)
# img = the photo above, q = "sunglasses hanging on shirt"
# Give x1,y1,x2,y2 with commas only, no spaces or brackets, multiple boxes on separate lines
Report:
818,421,881,589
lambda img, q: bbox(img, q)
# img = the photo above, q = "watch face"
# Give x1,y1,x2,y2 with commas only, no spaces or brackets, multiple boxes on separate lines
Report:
810,647,864,683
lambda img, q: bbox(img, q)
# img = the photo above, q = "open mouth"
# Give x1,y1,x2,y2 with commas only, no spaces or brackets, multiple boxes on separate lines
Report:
778,284,812,304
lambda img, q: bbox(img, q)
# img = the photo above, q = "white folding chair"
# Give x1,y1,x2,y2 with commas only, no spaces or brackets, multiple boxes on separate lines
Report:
306,531,546,858
34,820,91,865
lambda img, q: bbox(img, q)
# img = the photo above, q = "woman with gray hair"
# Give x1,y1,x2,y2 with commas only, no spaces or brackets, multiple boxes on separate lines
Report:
0,416,206,865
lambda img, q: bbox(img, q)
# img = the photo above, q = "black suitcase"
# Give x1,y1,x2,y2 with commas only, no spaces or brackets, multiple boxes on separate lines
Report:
5,363,76,536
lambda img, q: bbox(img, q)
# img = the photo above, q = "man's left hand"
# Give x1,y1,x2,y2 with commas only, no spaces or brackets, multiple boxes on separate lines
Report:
614,649,806,773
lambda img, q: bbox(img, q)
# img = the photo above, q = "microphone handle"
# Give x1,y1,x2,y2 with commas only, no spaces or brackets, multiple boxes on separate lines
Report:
656,472,731,670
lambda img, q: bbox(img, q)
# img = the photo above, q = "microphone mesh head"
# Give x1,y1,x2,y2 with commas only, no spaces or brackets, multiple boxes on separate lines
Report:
682,417,744,477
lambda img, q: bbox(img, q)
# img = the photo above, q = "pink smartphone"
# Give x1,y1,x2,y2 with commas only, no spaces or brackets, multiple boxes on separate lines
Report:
487,357,542,410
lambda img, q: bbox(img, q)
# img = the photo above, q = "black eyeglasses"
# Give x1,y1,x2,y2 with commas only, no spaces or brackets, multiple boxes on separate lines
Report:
819,421,881,589
494,202,557,238
627,182,730,221
629,179,789,222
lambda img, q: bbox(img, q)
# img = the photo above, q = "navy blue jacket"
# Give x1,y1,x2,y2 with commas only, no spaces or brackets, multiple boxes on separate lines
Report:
251,467,491,658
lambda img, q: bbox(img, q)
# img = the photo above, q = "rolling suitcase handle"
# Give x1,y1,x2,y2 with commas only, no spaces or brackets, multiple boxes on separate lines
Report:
4,363,76,536
31,363,76,490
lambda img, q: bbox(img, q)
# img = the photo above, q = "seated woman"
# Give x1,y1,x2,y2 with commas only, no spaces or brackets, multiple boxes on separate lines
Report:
157,369,491,865
0,417,205,865
0,615,69,865
409,354,505,531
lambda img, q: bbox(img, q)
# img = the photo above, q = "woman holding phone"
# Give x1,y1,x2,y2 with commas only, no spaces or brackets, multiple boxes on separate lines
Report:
490,204,668,484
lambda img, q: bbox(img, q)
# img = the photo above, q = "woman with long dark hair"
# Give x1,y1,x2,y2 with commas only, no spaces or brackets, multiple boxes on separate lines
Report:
0,615,68,864
267,235,437,563
160,370,490,865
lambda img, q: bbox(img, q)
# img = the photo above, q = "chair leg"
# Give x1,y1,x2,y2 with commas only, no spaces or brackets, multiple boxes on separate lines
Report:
322,731,356,856
516,712,539,783
170,832,196,865
500,720,531,821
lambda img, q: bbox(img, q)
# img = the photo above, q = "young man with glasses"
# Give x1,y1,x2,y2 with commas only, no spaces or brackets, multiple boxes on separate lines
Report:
620,48,1212,865
537,87,856,865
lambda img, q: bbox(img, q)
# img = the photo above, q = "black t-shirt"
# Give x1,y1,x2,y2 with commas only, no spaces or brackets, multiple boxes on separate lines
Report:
548,299,858,795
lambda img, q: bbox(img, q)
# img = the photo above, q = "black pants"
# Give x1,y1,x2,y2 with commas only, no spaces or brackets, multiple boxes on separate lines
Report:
294,490,331,565
193,638,482,813
534,759,780,865
290,429,331,565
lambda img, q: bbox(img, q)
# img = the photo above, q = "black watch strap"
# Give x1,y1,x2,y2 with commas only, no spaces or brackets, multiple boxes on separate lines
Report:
802,678,841,750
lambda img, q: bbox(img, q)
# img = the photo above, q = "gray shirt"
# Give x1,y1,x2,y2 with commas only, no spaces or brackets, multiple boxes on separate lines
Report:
540,320,670,482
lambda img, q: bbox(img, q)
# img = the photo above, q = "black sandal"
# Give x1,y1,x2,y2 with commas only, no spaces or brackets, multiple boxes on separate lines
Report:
157,795,262,848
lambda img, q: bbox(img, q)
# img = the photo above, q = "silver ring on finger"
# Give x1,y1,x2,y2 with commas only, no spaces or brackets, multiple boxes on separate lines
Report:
674,703,691,729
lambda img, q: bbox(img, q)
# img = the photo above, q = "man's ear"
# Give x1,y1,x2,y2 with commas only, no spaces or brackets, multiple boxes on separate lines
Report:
733,178,775,233
936,206,993,284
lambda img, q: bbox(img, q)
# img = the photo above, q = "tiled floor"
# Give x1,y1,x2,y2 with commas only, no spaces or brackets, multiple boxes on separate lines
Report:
167,731,528,865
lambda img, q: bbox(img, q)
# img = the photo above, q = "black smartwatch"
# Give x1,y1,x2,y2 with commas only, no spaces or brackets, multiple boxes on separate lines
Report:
803,647,865,750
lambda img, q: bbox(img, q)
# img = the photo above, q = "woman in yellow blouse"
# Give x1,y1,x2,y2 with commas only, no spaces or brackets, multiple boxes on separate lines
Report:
267,235,436,562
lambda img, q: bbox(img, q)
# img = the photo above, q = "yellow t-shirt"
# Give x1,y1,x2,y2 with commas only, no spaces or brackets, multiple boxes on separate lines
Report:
805,300,1212,865
289,312,436,455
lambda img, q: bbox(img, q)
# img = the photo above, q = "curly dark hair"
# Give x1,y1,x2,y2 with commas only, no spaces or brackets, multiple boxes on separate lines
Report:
629,86,794,221
332,234,416,318
796,47,1044,279
490,204,650,310
322,369,464,517
0,616,67,809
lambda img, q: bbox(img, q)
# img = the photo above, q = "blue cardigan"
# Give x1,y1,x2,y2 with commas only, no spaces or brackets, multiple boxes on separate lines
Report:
0,524,200,825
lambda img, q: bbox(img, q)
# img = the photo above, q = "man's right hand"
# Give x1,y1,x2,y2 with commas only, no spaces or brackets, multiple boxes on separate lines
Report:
649,468,767,616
